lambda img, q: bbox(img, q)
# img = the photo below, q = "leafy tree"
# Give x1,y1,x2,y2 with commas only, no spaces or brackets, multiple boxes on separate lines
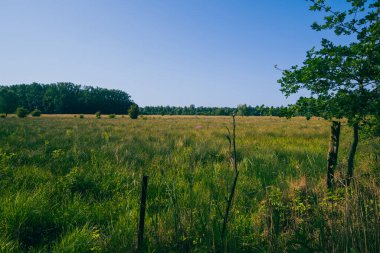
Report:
277,0,380,185
237,104,249,116
140,105,287,117
31,109,42,117
0,88,18,116
15,107,29,118
129,104,139,119
213,108,226,116
1,83,134,114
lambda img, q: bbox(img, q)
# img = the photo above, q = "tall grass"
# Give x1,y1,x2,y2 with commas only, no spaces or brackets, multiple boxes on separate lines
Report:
0,116,378,252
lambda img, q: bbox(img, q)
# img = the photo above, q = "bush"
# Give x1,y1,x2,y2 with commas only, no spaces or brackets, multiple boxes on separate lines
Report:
79,114,84,119
15,107,29,118
108,114,116,119
128,105,139,119
362,115,380,138
95,111,101,119
31,109,41,117
0,114,6,118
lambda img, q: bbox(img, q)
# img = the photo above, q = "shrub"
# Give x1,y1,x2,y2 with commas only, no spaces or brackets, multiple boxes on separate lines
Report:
95,111,101,119
31,109,41,117
79,114,84,119
362,115,380,138
0,114,6,118
128,105,139,119
15,107,29,118
108,114,116,119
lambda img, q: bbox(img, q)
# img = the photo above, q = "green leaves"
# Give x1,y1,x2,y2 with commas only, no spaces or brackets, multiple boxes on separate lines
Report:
128,104,140,119
1,83,135,115
0,88,18,115
278,0,380,126
308,0,379,40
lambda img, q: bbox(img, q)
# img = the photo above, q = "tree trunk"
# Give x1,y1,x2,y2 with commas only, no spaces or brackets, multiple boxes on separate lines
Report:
327,121,341,189
346,123,359,186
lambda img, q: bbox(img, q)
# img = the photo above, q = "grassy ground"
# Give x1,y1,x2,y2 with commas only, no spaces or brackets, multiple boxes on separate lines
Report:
0,115,379,252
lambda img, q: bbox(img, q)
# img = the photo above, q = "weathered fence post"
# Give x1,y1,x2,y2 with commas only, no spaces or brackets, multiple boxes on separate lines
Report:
137,175,148,252
327,121,341,189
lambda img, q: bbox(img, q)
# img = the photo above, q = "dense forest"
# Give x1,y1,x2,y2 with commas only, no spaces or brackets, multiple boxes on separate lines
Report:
0,83,298,117
140,104,289,116
0,83,296,116
0,83,327,118
0,83,134,115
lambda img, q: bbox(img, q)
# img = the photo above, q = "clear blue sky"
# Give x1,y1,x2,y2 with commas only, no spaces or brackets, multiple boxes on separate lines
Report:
0,0,351,107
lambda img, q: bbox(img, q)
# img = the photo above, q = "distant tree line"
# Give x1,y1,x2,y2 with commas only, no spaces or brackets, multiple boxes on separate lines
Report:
0,83,319,118
141,104,293,117
0,83,135,115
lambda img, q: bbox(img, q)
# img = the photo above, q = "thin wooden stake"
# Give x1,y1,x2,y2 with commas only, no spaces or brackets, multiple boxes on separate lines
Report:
232,114,237,174
137,175,148,252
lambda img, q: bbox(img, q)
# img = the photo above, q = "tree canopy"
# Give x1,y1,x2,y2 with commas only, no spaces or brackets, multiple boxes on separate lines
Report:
278,0,379,126
140,104,290,117
0,83,135,114
277,0,380,186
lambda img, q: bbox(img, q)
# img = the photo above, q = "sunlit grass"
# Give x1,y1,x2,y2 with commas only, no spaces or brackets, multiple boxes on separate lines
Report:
0,115,378,252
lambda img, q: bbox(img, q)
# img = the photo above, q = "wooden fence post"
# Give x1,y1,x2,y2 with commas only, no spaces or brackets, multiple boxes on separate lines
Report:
137,175,148,252
327,121,341,189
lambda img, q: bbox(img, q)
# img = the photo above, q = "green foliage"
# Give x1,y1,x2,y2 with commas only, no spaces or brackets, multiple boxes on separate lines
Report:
277,0,380,184
0,114,6,118
95,111,101,119
362,115,380,138
213,107,227,116
79,114,84,119
278,0,380,126
31,109,42,117
0,88,18,115
140,105,291,116
0,83,135,114
15,107,29,118
237,104,248,116
128,104,139,119
108,114,116,119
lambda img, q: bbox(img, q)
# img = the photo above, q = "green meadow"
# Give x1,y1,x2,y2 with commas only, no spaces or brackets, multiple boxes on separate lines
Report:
0,116,379,252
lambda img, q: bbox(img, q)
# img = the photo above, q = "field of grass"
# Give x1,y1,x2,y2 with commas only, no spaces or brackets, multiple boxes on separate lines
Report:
0,115,379,252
